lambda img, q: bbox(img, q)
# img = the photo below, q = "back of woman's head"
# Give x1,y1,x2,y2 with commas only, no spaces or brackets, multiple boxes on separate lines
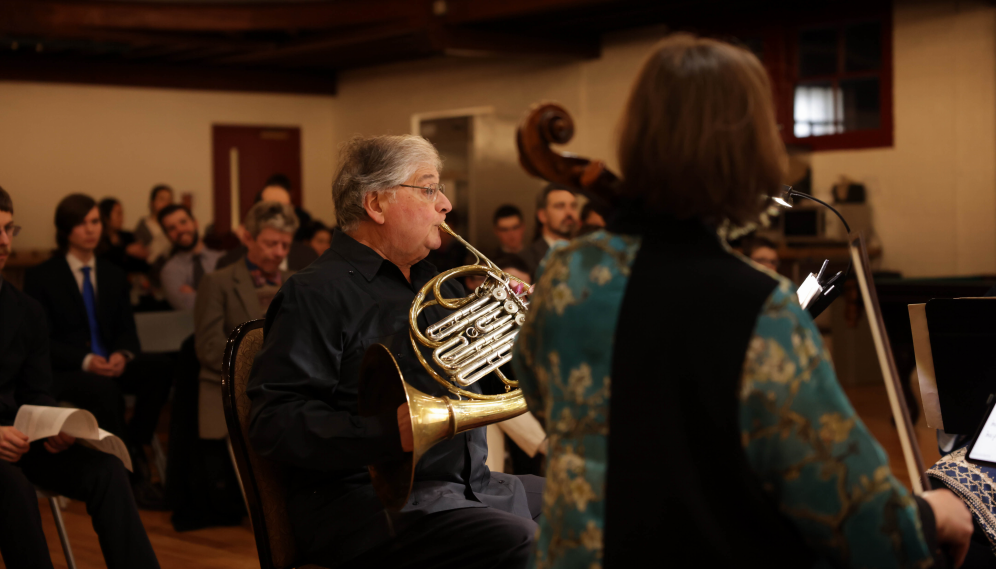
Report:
617,34,786,226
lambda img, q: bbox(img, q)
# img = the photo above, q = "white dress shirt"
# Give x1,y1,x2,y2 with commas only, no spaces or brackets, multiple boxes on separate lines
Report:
65,251,97,296
66,252,132,370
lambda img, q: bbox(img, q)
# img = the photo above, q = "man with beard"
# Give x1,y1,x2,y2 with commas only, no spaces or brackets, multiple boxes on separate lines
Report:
159,204,225,311
519,184,579,278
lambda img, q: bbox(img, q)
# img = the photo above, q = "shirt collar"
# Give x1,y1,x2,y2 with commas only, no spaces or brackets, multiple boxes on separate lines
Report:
65,252,96,273
543,234,565,249
332,230,435,284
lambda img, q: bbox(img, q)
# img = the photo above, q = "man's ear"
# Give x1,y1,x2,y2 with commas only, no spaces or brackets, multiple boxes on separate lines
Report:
239,227,253,247
536,208,548,226
363,191,388,225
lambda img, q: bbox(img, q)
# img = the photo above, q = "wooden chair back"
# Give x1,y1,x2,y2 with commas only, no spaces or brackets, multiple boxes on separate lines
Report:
222,320,323,569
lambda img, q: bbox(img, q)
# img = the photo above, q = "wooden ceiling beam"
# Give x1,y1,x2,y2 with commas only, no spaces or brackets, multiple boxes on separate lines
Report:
442,0,624,25
438,26,600,59
0,28,276,53
0,0,426,34
0,54,337,95
209,20,424,66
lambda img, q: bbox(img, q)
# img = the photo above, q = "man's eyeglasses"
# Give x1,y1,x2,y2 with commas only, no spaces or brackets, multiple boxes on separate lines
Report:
400,183,446,203
1,223,21,237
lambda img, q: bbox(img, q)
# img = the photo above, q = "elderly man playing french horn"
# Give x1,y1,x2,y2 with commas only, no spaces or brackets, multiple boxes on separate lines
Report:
247,135,543,569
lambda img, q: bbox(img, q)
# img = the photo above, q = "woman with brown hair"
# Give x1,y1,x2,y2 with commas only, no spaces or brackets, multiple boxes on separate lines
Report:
513,34,971,568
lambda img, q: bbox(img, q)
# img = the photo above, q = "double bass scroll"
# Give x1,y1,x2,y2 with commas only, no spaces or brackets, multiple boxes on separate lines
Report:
516,102,620,210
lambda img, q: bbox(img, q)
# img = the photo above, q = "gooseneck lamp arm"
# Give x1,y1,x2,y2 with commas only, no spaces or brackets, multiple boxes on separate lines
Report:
774,185,852,319
784,188,851,234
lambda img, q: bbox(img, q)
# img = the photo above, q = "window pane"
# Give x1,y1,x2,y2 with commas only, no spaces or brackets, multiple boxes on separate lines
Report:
794,82,842,137
845,22,882,72
840,77,881,130
794,78,881,137
799,27,838,77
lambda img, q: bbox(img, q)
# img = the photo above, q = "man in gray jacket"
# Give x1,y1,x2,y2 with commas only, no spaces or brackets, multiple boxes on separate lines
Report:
194,201,297,439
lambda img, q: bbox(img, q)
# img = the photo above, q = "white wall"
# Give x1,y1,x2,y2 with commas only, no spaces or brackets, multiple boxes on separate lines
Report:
811,1,996,276
0,83,336,250
2,0,994,277
320,26,664,250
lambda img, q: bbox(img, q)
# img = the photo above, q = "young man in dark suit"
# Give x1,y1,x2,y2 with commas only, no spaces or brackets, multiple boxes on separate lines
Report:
0,186,160,568
519,184,579,278
24,194,173,508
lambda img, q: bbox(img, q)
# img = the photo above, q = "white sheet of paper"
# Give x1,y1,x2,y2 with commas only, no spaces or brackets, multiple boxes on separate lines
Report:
497,412,547,458
79,429,133,472
13,405,132,472
14,405,99,442
970,405,996,463
797,273,823,310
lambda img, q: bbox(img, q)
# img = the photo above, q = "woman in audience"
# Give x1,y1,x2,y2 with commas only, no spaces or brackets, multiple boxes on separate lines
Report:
98,197,150,273
513,34,973,569
134,184,174,265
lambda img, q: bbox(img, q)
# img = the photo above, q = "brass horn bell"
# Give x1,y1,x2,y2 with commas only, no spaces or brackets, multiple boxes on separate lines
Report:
358,222,529,510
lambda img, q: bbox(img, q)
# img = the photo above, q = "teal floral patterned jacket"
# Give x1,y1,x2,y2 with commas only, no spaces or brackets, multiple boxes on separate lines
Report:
512,229,932,569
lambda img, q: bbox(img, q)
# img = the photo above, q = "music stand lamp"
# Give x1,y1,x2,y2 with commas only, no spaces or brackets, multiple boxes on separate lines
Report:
773,185,851,318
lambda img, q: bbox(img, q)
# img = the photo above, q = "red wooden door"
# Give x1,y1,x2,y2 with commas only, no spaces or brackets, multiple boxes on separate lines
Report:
212,125,302,233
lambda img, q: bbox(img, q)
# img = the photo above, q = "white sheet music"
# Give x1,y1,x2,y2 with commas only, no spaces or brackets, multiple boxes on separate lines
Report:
970,405,996,463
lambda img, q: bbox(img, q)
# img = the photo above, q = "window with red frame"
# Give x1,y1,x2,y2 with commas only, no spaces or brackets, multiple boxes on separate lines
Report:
725,11,892,151
784,18,892,150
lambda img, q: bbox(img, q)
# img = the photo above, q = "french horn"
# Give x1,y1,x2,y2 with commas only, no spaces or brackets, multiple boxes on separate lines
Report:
358,221,529,510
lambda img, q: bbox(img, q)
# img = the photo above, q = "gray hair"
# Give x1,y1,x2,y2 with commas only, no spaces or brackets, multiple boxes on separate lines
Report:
245,201,299,238
332,135,442,232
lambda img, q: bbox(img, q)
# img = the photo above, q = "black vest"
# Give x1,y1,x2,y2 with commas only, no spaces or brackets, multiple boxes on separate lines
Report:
604,214,814,567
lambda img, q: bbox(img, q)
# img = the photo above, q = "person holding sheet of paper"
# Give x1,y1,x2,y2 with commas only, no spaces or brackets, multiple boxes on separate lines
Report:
0,185,160,569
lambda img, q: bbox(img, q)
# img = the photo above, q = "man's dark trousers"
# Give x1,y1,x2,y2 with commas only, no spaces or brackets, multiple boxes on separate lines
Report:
329,474,545,569
0,442,160,569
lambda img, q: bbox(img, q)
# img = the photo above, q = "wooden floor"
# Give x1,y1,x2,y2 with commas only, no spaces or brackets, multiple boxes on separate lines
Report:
16,382,941,569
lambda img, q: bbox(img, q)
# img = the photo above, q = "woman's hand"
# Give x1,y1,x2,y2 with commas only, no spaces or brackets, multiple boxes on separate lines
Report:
922,488,974,567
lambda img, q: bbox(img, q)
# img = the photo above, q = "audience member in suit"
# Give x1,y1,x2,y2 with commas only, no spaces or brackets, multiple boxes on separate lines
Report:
97,198,150,274
215,180,317,271
158,204,225,311
491,204,525,259
23,194,174,509
518,184,578,278
195,201,297,440
0,186,160,569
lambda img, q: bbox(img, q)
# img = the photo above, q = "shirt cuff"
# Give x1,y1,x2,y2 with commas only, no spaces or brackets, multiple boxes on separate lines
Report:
82,353,95,372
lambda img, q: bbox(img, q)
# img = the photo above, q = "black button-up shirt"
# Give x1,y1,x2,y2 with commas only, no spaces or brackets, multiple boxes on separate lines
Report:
247,230,529,565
